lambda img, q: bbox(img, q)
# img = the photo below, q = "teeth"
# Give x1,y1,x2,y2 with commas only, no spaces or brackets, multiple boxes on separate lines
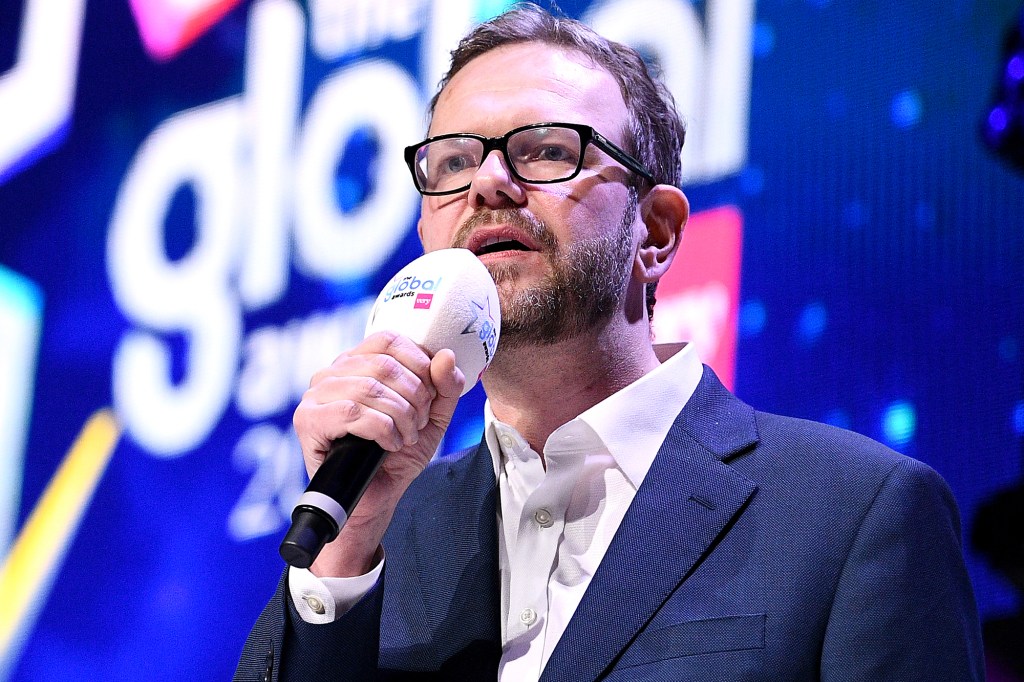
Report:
481,236,513,248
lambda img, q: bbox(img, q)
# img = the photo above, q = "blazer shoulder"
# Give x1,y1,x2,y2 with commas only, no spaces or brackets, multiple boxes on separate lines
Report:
754,409,900,460
683,368,950,501
747,409,953,501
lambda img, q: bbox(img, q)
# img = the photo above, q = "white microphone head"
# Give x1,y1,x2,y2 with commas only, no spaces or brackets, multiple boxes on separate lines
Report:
365,248,501,395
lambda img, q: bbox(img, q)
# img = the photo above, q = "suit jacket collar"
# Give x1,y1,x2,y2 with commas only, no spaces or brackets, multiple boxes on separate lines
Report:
405,366,759,680
540,366,760,682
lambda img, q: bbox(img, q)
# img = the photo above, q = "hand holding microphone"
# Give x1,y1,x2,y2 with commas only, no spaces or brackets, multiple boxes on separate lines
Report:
280,249,500,571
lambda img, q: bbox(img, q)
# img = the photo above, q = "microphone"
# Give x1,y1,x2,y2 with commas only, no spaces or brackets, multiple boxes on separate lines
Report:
279,248,501,568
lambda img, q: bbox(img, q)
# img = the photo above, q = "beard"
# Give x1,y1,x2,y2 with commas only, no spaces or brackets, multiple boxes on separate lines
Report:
452,194,637,351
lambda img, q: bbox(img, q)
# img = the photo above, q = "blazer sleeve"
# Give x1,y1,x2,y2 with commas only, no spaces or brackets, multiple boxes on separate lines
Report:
820,457,985,681
233,568,386,682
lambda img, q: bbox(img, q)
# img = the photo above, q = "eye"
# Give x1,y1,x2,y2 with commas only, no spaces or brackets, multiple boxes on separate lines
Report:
442,154,470,173
430,150,478,179
421,138,483,182
536,145,573,162
511,128,581,168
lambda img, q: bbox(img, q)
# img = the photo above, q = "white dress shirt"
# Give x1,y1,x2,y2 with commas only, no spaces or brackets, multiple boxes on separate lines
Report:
289,342,703,681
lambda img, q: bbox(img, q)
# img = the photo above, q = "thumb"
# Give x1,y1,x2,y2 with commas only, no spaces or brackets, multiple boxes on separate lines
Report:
426,348,465,431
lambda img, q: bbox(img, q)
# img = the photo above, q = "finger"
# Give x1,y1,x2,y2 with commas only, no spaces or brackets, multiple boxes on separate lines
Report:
425,349,466,433
315,399,408,452
311,335,437,427
293,399,405,479
312,353,435,429
307,373,424,446
351,332,437,397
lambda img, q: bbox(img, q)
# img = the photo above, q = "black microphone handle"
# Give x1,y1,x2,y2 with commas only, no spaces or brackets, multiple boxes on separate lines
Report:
279,436,387,569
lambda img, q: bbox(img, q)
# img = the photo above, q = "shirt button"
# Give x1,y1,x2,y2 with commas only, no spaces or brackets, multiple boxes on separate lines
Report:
499,434,515,449
304,595,326,614
520,607,537,626
534,508,553,527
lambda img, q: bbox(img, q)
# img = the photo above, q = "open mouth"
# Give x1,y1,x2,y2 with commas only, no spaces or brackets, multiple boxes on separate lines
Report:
462,225,545,260
474,236,532,256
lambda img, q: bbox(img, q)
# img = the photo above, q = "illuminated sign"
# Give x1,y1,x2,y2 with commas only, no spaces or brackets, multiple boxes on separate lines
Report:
652,206,744,389
129,0,245,61
0,268,42,553
105,0,754,466
0,5,754,671
3,1,1019,678
0,0,85,184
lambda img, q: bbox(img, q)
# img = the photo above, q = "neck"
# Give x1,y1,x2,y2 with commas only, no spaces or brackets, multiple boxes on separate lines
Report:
481,323,660,453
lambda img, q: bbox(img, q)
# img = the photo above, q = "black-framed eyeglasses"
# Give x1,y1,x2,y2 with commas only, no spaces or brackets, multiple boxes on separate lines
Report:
403,122,656,196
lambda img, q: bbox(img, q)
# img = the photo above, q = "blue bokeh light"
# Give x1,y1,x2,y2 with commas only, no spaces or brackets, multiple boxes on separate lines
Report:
753,22,776,57
739,299,767,338
988,106,1009,133
1013,402,1024,436
797,302,828,345
882,401,917,448
1007,54,1024,82
891,90,923,129
740,165,765,195
475,0,517,21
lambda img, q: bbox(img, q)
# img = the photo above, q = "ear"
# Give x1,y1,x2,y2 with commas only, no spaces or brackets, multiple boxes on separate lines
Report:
634,184,689,283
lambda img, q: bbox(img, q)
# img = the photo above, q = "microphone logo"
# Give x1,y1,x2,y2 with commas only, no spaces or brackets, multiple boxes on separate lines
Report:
461,297,498,366
381,274,443,302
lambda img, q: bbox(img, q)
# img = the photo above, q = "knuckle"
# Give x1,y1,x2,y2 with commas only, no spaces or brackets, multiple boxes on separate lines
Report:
378,416,404,450
370,354,405,383
337,399,363,423
308,368,328,389
376,329,403,349
412,386,431,411
292,397,315,431
367,330,402,354
362,376,389,402
310,355,354,389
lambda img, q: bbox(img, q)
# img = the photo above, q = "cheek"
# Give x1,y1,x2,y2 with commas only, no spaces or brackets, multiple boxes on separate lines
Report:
557,187,629,239
418,202,461,251
419,225,447,252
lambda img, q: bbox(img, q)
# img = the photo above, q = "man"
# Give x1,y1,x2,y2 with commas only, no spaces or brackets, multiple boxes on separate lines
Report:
236,5,983,680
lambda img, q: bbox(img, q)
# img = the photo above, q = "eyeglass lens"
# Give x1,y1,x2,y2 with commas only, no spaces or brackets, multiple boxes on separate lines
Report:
414,126,584,193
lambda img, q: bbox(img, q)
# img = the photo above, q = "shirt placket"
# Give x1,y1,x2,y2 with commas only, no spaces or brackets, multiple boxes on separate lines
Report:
502,429,587,676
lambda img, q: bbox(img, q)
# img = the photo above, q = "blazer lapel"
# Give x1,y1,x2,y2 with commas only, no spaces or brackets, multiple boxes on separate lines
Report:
540,368,760,682
400,442,502,668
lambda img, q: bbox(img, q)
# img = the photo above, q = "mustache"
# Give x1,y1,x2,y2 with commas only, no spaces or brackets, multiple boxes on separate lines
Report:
451,208,558,252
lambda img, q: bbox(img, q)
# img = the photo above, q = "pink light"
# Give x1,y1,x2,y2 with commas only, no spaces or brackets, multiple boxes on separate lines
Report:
128,0,243,61
651,206,744,390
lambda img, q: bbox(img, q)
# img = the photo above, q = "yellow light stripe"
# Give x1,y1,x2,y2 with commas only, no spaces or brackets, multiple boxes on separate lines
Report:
0,409,120,666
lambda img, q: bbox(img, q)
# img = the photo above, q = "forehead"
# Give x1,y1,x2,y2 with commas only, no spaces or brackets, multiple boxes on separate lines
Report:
430,42,629,139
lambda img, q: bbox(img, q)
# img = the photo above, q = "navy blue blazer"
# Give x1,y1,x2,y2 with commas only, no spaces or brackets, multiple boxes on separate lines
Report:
235,368,984,681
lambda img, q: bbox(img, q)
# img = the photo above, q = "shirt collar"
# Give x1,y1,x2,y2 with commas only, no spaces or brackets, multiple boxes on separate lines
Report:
483,342,703,488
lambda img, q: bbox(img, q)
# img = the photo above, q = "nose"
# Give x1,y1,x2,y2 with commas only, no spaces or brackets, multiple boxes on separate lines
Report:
467,150,527,209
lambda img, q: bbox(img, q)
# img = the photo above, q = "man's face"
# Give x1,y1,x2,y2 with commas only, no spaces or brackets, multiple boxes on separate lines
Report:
416,42,642,348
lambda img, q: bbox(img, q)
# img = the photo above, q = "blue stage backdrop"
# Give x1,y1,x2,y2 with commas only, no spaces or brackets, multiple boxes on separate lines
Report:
1,0,1021,679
